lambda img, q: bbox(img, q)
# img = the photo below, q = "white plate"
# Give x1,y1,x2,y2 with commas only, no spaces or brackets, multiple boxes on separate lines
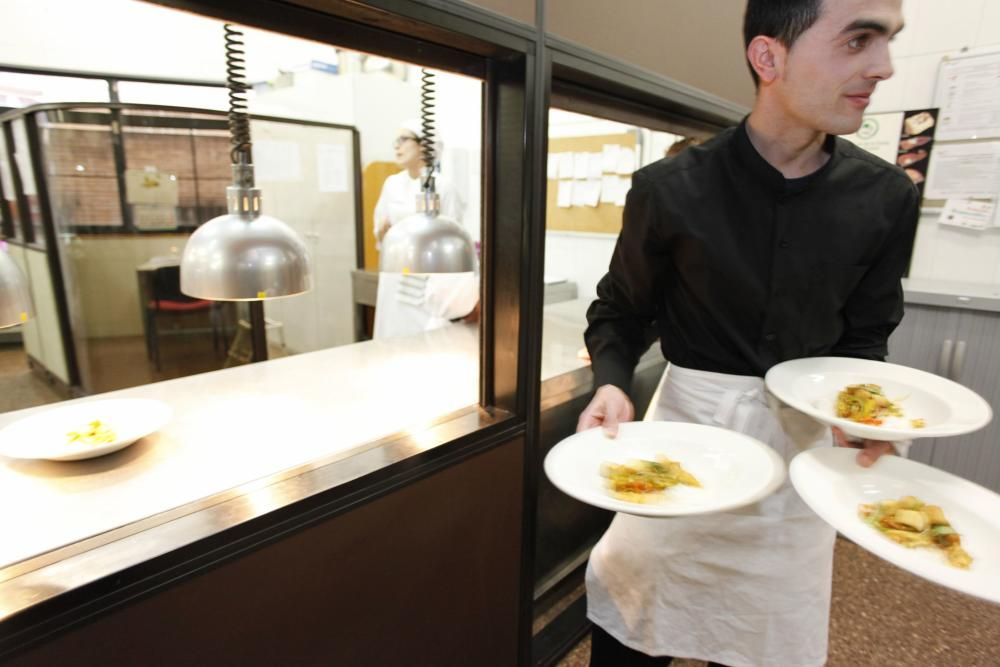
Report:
0,398,172,461
765,357,992,441
791,447,1000,604
543,421,786,517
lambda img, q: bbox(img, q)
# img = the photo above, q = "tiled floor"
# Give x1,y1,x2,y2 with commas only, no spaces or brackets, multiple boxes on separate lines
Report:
557,537,1000,666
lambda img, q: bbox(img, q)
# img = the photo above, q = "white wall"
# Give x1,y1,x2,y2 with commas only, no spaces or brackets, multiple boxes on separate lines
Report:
870,0,1000,285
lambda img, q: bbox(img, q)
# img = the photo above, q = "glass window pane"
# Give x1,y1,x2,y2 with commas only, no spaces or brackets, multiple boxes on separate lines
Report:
40,109,124,227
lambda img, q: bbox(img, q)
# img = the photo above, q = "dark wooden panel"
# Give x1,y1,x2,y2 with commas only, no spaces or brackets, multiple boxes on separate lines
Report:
11,438,525,667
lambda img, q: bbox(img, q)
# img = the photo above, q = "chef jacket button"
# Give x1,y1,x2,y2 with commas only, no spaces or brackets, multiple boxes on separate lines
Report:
764,332,777,342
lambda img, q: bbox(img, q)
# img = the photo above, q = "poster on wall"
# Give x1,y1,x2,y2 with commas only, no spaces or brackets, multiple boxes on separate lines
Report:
896,108,939,195
846,108,939,195
934,50,1000,142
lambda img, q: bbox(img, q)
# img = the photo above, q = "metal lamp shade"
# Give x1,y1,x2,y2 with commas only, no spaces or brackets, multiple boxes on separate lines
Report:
379,211,476,274
0,247,32,329
181,213,312,300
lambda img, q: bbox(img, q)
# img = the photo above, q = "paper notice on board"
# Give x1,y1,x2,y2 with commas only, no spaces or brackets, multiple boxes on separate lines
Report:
254,140,302,182
935,53,1000,141
616,147,636,175
557,152,574,179
616,176,631,206
924,141,1000,199
600,175,618,204
939,198,996,230
573,153,589,180
581,179,601,207
316,143,349,193
547,154,558,180
557,180,572,208
587,153,603,180
602,144,620,172
571,179,589,207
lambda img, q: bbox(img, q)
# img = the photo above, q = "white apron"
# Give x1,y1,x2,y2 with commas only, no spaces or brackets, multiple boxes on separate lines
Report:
586,364,836,667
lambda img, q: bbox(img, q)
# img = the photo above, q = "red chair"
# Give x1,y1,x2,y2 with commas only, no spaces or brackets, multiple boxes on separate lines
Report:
144,265,223,370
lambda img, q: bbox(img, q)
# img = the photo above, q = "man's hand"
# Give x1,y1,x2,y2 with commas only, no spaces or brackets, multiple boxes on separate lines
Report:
577,384,635,437
832,426,897,467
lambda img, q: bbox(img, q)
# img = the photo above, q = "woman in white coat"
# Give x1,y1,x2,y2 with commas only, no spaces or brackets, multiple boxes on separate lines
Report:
372,120,478,339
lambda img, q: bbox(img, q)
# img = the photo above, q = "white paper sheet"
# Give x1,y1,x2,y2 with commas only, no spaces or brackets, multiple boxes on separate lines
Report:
614,176,630,206
924,141,1000,199
935,52,1000,141
602,144,621,173
587,152,603,180
581,179,601,207
316,143,349,193
573,152,590,180
547,154,559,180
600,175,618,204
557,152,574,179
616,147,636,175
571,179,589,206
557,180,573,208
938,198,997,230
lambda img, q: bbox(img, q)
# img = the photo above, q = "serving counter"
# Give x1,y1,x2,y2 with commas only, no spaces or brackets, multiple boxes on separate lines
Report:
0,298,666,664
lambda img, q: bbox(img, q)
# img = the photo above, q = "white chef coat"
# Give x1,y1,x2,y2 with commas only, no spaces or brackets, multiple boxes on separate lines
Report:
372,170,476,339
586,363,836,667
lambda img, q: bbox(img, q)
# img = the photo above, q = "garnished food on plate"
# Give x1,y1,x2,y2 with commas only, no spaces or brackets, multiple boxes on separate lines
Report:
903,111,935,136
859,495,972,569
836,383,903,425
911,418,926,429
600,455,700,503
66,420,116,446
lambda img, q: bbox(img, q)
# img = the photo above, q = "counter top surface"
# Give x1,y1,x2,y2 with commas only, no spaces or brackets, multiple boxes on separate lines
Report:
903,277,1000,313
0,299,621,579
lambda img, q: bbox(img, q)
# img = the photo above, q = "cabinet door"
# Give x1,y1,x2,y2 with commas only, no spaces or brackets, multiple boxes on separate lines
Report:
887,304,960,465
930,309,1000,492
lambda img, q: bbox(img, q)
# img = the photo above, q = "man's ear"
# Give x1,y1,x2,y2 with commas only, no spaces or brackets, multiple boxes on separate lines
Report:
747,35,784,85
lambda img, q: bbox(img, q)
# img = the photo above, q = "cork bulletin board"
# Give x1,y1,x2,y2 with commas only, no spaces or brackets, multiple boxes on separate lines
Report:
545,132,637,235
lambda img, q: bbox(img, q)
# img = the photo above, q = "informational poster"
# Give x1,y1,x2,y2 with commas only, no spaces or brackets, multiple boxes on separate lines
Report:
938,198,997,231
846,111,903,163
124,168,179,206
925,141,1000,199
847,109,938,194
315,143,349,193
935,51,1000,141
897,108,939,195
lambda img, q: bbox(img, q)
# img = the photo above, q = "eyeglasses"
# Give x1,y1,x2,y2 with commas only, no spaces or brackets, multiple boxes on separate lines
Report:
393,135,419,149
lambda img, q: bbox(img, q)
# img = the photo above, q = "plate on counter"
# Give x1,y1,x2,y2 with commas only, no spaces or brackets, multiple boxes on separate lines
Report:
790,447,1000,604
765,357,992,441
543,421,785,518
0,398,172,461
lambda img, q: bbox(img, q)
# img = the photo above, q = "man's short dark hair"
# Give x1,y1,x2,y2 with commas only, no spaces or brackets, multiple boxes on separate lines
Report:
743,0,824,87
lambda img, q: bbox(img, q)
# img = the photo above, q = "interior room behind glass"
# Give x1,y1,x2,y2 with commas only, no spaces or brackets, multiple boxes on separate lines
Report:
0,0,483,408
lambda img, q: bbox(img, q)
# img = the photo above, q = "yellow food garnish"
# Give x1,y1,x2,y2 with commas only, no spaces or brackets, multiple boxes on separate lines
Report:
600,455,700,503
911,418,926,428
836,383,902,425
66,420,116,446
859,496,971,569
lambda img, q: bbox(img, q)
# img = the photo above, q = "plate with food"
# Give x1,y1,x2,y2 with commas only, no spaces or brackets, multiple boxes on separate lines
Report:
790,447,1000,604
543,421,785,518
0,398,172,461
765,357,991,441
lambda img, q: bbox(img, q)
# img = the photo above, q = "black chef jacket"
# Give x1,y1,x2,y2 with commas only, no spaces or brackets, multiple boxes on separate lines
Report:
585,119,921,393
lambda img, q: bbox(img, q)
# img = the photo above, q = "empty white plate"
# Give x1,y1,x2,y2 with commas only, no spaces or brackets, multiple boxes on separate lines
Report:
543,421,786,518
0,398,172,461
791,447,1000,604
765,357,992,441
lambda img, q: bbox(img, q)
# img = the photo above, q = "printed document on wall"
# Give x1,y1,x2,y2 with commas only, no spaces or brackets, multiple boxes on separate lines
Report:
924,141,1000,199
935,52,1000,141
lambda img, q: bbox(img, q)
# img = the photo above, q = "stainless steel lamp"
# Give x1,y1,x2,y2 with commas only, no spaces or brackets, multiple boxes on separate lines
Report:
378,69,476,275
0,242,32,329
181,24,312,361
